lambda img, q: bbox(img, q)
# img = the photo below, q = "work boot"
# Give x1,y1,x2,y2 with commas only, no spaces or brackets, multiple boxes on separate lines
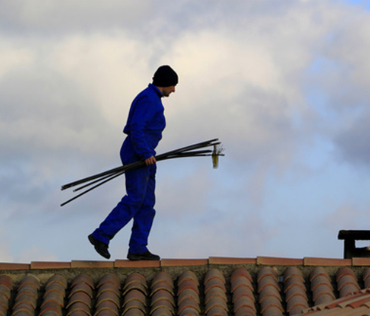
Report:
88,234,110,259
127,251,160,261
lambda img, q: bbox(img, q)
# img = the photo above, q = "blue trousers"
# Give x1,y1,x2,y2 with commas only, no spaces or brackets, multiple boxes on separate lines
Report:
92,164,156,254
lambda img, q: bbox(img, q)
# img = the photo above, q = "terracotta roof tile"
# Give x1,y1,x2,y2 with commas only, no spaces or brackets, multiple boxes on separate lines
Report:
234,306,256,316
205,287,227,304
122,308,145,316
94,300,119,316
230,267,253,283
178,270,199,286
232,286,255,303
233,296,256,313
122,289,146,306
257,275,279,293
204,269,226,284
205,305,228,316
204,277,227,294
40,301,63,315
97,273,121,289
151,289,175,307
96,291,120,308
178,288,200,305
71,274,94,289
257,267,278,282
121,300,146,315
151,307,173,316
178,306,200,316
150,297,175,314
178,300,200,315
6,256,370,315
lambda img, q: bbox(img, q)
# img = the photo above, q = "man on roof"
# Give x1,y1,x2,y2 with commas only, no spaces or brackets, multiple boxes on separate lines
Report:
88,65,178,260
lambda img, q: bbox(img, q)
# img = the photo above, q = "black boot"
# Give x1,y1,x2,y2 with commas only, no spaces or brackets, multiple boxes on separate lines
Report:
88,234,111,259
127,251,160,261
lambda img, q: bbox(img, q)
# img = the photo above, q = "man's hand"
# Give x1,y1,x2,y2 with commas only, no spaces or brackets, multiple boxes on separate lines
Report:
145,156,156,165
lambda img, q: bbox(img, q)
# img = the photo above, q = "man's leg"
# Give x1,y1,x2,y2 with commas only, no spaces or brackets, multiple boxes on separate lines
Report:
128,165,157,255
90,166,150,246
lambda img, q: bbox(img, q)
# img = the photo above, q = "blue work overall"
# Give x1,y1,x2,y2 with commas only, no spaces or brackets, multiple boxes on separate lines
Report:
91,84,165,254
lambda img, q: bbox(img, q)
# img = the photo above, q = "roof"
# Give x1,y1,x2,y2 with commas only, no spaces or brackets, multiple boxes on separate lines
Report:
1,256,370,316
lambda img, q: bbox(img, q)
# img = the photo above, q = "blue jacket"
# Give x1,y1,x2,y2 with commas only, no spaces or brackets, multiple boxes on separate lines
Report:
120,84,166,164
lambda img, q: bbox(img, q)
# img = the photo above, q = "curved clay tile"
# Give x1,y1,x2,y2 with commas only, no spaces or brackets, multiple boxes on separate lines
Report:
178,297,200,314
122,307,145,316
17,284,38,298
337,274,360,292
363,268,370,284
19,274,41,289
259,296,284,314
205,286,227,302
42,291,64,307
66,301,92,316
151,272,174,289
234,306,256,316
233,296,256,314
46,274,68,289
66,292,92,309
69,282,93,299
309,267,331,282
122,282,148,296
151,280,175,296
205,305,228,316
178,306,200,316
283,276,306,293
178,271,199,287
151,307,173,316
94,300,119,316
178,288,200,306
336,267,357,282
257,267,278,283
97,273,121,289
39,301,63,316
94,310,117,316
204,269,226,285
283,267,304,283
121,298,146,315
96,283,120,298
13,292,38,309
11,301,35,315
0,285,10,301
259,285,282,303
177,279,199,295
286,294,308,314
204,278,226,295
96,291,120,309
231,276,253,293
314,293,335,306
124,273,147,289
339,283,361,298
205,296,228,314
232,286,255,303
285,285,308,303
70,274,94,290
310,275,334,292
230,267,253,284
0,276,13,290
44,282,66,298
151,289,175,307
122,289,147,307
257,275,279,293
150,298,174,315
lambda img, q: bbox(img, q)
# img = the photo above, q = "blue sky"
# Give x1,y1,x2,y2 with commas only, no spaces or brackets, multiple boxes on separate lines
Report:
0,0,370,262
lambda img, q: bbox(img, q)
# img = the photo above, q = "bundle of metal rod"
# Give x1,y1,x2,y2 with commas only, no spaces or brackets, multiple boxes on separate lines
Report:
60,138,224,207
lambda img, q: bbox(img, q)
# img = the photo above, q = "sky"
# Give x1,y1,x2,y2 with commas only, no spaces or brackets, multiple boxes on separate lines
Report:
1,0,370,262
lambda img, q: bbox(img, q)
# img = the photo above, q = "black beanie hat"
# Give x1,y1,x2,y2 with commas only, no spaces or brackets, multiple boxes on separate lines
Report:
152,65,178,87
